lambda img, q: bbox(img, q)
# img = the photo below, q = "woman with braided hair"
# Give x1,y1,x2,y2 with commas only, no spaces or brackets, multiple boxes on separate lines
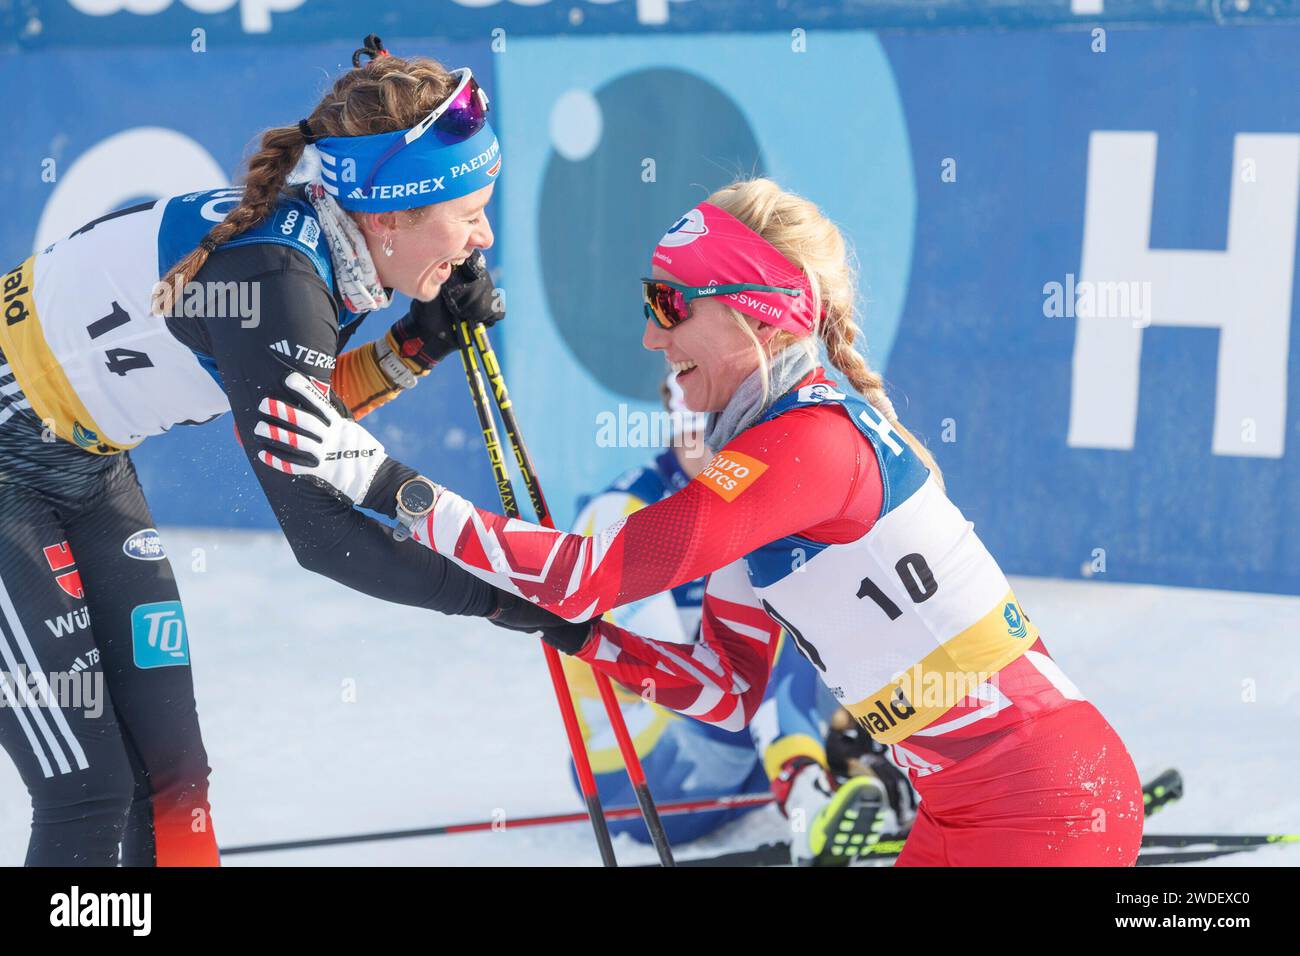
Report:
261,177,1146,866
0,36,560,865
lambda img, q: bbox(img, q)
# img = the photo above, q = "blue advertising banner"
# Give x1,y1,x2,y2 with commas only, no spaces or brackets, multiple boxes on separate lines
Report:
7,0,1300,50
881,23,1300,595
493,28,916,523
3,10,1299,596
495,23,1300,595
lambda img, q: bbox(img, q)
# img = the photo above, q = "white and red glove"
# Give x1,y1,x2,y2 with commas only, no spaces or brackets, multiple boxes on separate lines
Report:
253,371,388,503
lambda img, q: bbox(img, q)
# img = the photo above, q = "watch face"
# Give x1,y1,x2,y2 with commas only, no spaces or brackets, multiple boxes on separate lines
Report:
399,479,437,514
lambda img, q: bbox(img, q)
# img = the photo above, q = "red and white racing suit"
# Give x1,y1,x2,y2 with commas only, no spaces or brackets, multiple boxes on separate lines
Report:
413,370,1143,865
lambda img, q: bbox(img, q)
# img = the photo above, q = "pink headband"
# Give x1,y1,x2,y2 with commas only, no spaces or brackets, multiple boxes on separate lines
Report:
651,201,819,336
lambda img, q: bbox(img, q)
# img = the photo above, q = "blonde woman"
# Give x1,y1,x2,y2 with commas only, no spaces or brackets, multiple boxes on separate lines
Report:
259,178,1144,866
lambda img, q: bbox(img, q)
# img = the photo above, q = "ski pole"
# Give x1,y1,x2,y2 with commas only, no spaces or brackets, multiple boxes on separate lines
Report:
219,792,774,857
455,318,618,868
464,317,677,868
219,763,1231,859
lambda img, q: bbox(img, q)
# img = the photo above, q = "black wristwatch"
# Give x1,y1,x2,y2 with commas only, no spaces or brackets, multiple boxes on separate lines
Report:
392,475,441,542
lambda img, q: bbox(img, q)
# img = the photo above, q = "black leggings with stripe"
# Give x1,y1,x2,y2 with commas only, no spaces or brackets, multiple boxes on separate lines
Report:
0,357,216,865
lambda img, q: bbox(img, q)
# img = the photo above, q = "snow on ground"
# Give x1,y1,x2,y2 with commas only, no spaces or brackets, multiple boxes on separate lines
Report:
1,527,1297,866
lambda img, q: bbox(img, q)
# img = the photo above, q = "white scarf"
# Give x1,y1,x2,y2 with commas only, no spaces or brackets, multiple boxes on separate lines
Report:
303,180,390,315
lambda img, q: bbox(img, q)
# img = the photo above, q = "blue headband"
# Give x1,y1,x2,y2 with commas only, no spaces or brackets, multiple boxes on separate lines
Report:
314,120,501,212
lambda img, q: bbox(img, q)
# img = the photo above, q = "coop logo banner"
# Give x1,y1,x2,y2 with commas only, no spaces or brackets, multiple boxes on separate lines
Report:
56,0,685,39
46,0,1256,45
131,601,190,669
66,0,305,34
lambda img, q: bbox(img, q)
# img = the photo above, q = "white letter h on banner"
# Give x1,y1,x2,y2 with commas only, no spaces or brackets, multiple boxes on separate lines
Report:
1068,131,1300,458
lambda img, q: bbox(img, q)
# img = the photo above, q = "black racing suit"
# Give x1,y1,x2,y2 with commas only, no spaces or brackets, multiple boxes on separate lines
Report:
0,233,536,865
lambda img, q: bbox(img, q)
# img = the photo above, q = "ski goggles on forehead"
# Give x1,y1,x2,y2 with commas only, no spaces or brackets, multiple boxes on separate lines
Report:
641,278,804,330
360,67,490,191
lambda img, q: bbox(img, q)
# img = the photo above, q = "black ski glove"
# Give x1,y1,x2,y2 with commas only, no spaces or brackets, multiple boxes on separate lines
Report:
388,250,504,370
487,589,594,655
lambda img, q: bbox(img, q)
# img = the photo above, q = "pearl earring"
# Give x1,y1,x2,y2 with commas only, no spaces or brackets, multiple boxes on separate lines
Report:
382,236,394,257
